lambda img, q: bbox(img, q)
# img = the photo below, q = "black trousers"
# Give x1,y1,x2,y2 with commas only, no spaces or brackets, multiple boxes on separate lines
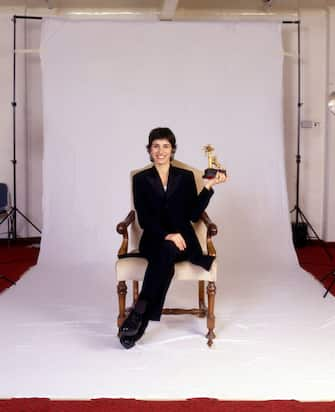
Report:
138,240,188,321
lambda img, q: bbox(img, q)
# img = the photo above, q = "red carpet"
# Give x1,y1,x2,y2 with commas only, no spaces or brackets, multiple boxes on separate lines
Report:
0,244,39,293
0,399,335,412
1,241,335,410
296,243,335,295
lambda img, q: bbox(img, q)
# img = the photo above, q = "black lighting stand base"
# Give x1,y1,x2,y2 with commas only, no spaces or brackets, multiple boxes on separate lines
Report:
291,220,308,248
0,212,14,240
0,206,41,242
290,205,333,260
322,270,335,298
0,275,16,285
291,206,335,298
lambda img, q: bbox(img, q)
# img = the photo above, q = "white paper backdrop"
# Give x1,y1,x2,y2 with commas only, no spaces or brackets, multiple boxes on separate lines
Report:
39,19,297,273
2,18,335,401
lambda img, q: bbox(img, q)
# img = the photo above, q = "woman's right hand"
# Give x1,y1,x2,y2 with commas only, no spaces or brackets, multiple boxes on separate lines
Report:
165,233,186,251
204,171,227,190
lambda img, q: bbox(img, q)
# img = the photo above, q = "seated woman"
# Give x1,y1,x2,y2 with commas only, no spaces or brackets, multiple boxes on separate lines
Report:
119,127,226,349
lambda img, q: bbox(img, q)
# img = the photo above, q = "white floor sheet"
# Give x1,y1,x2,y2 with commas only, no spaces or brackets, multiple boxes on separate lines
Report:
0,262,334,400
1,19,334,400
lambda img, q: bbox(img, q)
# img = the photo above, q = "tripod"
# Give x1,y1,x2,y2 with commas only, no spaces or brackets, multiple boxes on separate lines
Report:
0,16,41,241
0,205,41,242
0,15,42,241
289,21,334,297
0,15,42,287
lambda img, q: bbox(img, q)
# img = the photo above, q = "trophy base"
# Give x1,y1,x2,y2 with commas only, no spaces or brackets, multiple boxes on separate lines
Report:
202,168,227,179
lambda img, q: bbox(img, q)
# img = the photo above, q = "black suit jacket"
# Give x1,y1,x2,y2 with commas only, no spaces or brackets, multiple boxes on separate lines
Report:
133,165,215,270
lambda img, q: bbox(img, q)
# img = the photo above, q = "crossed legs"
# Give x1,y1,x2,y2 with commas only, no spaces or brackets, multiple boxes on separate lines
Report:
119,240,184,348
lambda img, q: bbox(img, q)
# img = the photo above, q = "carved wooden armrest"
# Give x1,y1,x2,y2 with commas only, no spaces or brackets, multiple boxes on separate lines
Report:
116,210,135,256
200,211,218,257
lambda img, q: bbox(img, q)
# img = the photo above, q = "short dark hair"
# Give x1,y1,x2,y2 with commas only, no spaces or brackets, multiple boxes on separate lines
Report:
146,127,177,157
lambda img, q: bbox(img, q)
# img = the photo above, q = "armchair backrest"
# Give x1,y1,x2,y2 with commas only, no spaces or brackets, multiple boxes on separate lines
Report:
129,160,208,253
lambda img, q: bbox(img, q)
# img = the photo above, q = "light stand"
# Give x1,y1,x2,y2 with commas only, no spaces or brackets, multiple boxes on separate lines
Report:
288,21,333,260
0,15,43,241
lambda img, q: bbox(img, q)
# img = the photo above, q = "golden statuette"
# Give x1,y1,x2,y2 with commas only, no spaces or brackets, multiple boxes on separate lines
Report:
202,144,227,179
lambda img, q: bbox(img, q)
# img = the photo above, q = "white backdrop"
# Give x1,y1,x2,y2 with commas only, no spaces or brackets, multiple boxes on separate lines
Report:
1,18,335,401
39,18,297,273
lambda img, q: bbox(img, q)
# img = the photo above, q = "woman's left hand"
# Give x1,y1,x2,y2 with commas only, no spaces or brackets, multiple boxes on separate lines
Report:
204,171,227,190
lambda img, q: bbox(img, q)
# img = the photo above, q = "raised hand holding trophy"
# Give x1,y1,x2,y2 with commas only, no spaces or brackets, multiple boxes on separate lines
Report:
202,145,227,179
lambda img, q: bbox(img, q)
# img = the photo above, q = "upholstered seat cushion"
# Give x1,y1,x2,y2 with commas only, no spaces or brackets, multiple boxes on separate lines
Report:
116,256,217,282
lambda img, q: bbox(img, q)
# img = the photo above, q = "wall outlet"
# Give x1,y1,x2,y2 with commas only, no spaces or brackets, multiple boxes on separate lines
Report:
301,120,319,128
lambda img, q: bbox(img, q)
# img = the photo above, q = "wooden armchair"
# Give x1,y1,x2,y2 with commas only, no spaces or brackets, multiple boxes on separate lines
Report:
115,161,219,347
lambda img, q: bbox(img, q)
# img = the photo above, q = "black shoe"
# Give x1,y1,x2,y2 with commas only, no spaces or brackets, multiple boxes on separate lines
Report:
119,318,149,349
119,299,148,337
120,334,136,349
119,308,143,337
134,318,149,342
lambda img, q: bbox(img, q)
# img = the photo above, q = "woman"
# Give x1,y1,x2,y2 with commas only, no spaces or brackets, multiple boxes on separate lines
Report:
119,127,226,349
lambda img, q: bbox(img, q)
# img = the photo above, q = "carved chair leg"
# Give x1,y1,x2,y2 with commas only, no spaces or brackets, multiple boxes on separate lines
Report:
117,281,127,330
133,280,139,305
206,281,216,347
198,280,206,317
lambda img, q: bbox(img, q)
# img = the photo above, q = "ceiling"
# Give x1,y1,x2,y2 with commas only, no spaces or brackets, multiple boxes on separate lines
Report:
2,0,335,10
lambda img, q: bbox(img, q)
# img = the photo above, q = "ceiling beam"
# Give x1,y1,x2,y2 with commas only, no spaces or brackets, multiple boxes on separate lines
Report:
160,0,179,20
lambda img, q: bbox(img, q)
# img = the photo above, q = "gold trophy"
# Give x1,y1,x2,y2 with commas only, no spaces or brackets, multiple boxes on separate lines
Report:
202,144,227,179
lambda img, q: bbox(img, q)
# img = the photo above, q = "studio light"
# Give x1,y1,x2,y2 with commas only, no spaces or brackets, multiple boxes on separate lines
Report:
328,91,335,115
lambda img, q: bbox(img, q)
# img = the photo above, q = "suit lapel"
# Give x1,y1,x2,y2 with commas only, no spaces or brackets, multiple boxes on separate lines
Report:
146,166,165,198
166,166,182,199
146,166,182,200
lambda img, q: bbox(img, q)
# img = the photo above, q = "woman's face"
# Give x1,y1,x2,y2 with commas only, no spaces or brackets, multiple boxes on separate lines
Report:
149,138,173,166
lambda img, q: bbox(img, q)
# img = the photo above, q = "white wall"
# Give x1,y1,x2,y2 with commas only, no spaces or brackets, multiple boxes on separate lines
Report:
25,17,43,236
282,21,299,229
0,6,334,240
